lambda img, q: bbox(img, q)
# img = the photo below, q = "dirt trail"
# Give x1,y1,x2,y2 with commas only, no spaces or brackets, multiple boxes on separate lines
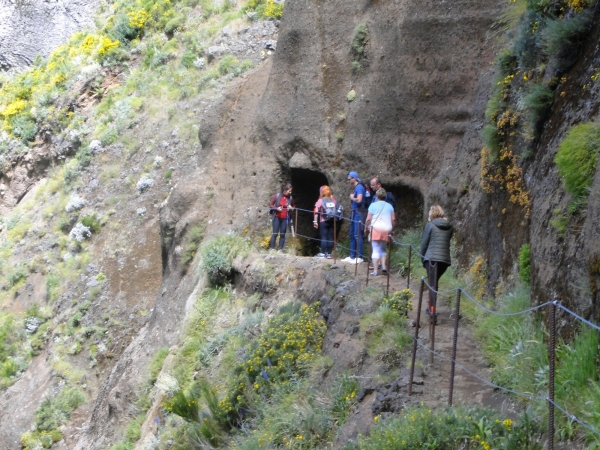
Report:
370,263,516,411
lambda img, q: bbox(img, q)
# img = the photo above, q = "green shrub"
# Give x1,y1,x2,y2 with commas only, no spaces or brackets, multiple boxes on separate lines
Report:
164,13,186,36
34,386,85,431
81,214,102,234
481,123,503,156
554,122,600,198
518,243,531,283
11,116,38,142
200,234,251,285
7,264,28,287
522,83,553,132
107,14,139,44
359,405,541,450
181,224,206,268
512,10,544,70
543,10,594,71
180,49,197,69
350,24,369,61
330,373,359,425
496,48,518,76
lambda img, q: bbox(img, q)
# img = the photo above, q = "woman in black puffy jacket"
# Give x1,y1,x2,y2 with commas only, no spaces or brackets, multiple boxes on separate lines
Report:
420,205,453,320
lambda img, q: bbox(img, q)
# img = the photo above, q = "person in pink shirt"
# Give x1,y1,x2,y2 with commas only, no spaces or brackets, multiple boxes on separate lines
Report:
313,185,339,258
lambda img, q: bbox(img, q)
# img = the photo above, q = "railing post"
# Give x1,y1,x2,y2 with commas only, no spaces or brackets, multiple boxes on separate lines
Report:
448,288,462,406
409,277,425,396
429,263,438,364
294,209,298,243
333,218,337,264
548,300,556,450
407,245,412,289
366,238,370,286
386,238,391,296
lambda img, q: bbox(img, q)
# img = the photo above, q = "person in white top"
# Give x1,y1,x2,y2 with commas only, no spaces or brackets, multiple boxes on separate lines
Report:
365,188,396,276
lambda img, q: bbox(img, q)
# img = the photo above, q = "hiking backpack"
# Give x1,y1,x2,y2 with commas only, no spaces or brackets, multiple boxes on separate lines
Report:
321,199,344,222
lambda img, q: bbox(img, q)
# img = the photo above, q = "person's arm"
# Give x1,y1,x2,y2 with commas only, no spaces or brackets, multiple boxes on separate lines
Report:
350,186,364,204
288,196,295,210
313,200,320,228
365,211,373,230
420,223,432,262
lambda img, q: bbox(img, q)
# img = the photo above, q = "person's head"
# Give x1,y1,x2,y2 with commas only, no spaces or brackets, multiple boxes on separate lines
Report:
428,205,445,221
376,188,387,200
320,185,332,198
370,177,382,191
347,171,360,187
281,183,293,196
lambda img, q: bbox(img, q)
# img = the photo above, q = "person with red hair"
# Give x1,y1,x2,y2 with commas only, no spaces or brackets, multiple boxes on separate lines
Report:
313,185,339,258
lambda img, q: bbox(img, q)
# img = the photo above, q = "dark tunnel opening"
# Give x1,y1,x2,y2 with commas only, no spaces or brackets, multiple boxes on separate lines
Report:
384,182,425,231
289,168,329,255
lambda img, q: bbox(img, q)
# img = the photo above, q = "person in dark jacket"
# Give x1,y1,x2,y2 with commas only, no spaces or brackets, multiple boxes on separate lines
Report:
269,183,295,250
420,205,453,320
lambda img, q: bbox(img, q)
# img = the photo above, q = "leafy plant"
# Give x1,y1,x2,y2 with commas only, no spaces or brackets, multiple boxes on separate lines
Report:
555,122,600,199
81,214,102,234
543,10,594,71
181,223,206,269
522,82,553,133
381,289,414,317
518,243,531,283
350,23,369,70
360,405,542,450
200,234,251,285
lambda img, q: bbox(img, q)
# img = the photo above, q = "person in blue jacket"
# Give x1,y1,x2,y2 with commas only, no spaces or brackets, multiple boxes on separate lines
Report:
341,171,366,264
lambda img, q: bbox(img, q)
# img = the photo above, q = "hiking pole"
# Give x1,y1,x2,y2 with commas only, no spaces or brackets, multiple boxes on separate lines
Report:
409,277,425,396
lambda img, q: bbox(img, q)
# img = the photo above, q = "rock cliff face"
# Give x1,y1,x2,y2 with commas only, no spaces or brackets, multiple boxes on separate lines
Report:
191,0,600,321
0,0,99,71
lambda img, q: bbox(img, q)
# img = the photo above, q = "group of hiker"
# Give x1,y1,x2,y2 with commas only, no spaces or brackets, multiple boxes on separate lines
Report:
268,172,453,313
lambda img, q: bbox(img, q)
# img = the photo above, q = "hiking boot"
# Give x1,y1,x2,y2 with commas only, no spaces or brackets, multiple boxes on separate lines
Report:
341,257,355,263
381,267,388,274
355,258,364,264
315,253,326,258
326,253,333,259
370,271,378,276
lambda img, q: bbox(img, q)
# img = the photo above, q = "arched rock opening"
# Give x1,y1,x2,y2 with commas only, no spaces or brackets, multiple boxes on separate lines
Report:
289,167,329,255
385,182,425,231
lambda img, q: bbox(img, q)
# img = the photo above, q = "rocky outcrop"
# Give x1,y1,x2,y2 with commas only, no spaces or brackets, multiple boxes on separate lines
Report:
0,0,99,72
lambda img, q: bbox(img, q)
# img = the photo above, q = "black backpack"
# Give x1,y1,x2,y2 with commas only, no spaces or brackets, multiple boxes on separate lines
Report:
269,193,292,214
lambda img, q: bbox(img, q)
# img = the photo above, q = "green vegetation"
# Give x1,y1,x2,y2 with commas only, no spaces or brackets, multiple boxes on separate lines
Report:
480,0,597,216
350,24,369,73
555,122,600,199
360,405,542,450
21,386,86,449
518,243,531,283
200,234,252,284
181,223,206,268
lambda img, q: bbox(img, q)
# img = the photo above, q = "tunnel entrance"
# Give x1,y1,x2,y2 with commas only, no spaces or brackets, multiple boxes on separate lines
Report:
385,182,425,231
289,168,329,255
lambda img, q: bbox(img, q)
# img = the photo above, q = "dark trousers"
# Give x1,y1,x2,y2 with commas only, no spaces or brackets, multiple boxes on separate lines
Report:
270,217,288,249
349,210,366,259
424,260,450,310
319,220,334,254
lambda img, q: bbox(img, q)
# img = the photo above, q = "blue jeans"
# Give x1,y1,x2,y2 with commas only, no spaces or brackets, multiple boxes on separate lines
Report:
349,211,365,259
319,220,334,254
270,217,288,249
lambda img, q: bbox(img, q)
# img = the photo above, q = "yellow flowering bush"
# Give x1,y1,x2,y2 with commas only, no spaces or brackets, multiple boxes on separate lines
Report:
127,10,151,29
381,289,413,317
219,303,326,421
